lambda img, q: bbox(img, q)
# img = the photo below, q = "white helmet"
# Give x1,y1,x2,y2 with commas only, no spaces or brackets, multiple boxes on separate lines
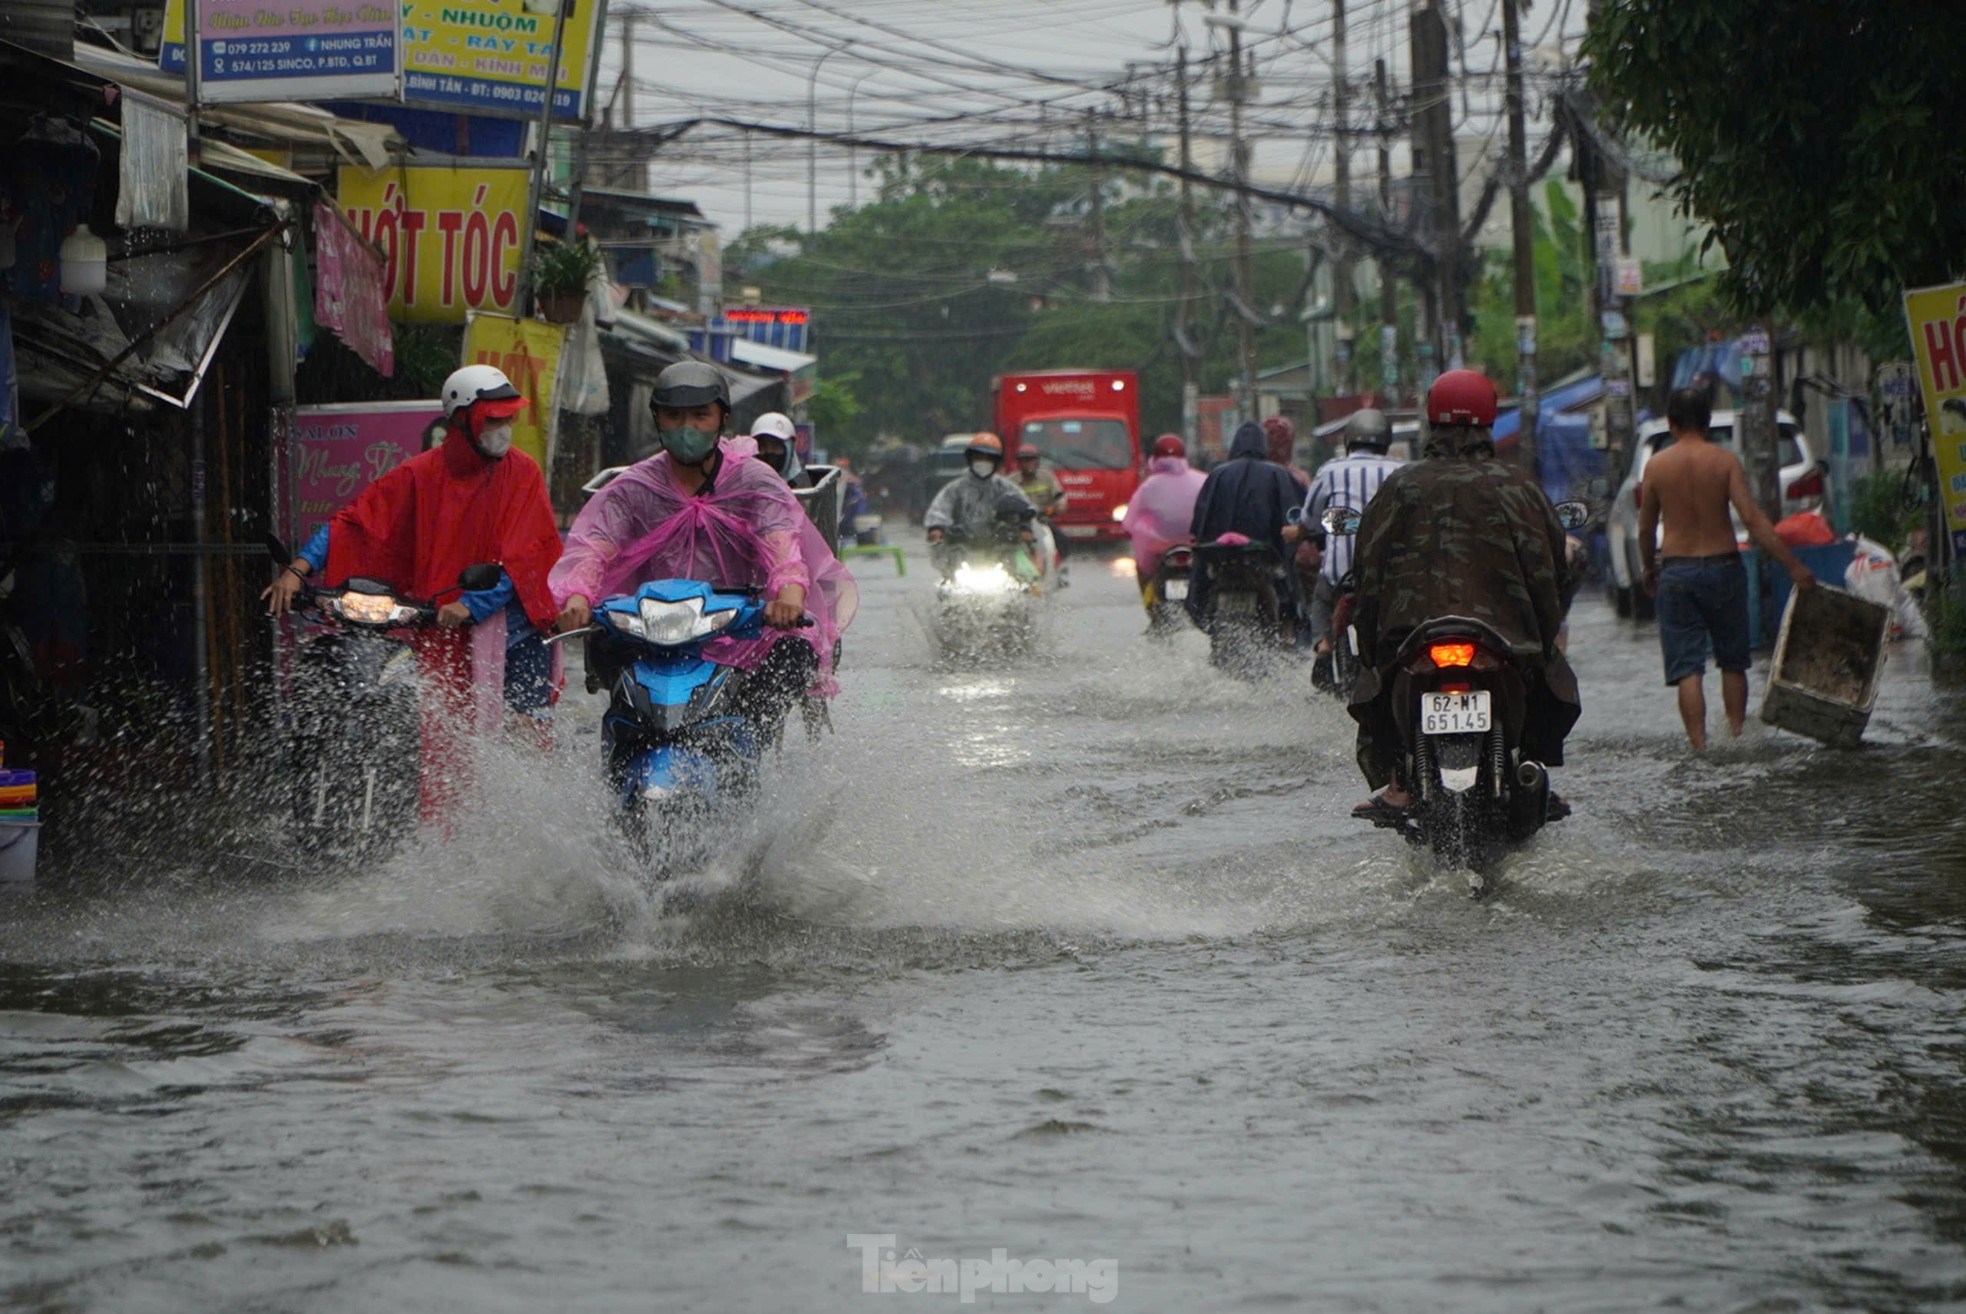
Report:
749,412,797,443
441,364,524,418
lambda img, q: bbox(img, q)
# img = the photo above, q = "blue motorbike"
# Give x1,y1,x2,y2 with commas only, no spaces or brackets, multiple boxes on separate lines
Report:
553,579,791,875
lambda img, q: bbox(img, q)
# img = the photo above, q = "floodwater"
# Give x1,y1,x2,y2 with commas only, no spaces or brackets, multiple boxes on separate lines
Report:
8,540,1966,1312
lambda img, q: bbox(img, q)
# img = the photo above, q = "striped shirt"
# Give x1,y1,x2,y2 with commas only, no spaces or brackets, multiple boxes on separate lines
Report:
1304,451,1405,584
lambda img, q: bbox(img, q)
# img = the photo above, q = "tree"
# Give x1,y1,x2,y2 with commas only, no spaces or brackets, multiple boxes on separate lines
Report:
1586,0,1966,316
724,153,1321,451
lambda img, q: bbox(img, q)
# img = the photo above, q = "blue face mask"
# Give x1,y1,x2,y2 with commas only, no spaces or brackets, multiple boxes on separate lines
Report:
660,424,719,465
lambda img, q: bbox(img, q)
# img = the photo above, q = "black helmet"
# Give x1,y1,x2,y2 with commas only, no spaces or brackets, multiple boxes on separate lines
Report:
651,360,730,413
1342,407,1392,451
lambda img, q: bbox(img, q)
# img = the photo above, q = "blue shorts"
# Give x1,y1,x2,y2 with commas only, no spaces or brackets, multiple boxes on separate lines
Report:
1657,555,1750,685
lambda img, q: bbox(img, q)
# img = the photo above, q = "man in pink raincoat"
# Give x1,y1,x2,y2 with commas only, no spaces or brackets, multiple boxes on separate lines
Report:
551,362,856,738
1121,434,1208,609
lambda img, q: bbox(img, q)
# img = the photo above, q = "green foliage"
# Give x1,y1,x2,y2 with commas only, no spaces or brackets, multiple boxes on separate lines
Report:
1845,470,1924,551
533,239,603,297
1925,582,1966,660
805,371,863,443
1466,181,1597,386
725,154,1317,449
393,324,461,399
1586,0,1966,316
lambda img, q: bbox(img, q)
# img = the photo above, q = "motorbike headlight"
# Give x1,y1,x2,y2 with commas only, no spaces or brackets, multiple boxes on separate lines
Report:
951,563,1017,594
332,592,417,625
606,608,647,640
1111,504,1128,522
637,596,738,645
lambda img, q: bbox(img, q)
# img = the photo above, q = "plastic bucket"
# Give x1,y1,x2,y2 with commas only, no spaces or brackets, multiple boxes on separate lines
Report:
0,819,38,884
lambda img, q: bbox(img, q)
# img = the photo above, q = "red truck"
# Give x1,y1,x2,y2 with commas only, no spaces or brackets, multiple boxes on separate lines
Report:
992,369,1142,544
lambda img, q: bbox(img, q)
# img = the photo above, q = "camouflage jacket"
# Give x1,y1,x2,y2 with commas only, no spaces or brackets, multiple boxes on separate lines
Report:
1349,430,1572,669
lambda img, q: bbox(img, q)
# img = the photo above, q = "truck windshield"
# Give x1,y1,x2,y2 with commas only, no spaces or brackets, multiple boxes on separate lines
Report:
1019,418,1134,470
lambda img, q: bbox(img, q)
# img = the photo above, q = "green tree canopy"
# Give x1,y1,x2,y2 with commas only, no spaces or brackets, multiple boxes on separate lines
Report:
1586,0,1966,315
725,154,1319,456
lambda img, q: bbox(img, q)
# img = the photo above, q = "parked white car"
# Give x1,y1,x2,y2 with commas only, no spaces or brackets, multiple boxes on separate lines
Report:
1604,409,1825,619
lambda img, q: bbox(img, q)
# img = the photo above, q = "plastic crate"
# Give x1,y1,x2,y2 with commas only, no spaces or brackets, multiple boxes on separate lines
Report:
1759,584,1889,747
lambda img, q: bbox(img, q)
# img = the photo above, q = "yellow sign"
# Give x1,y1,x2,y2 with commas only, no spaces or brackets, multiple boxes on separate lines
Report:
1905,281,1966,554
462,312,567,470
337,165,527,324
399,0,601,120
162,0,602,120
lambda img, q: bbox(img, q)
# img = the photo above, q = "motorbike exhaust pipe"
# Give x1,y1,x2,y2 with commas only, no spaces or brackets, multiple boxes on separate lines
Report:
1509,759,1550,834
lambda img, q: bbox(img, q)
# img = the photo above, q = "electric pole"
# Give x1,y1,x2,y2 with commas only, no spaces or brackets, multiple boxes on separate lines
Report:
1410,0,1461,380
1580,0,1634,504
1375,57,1399,400
1228,0,1257,420
1085,109,1110,302
1176,45,1200,449
1502,0,1537,469
619,11,633,131
1331,0,1354,392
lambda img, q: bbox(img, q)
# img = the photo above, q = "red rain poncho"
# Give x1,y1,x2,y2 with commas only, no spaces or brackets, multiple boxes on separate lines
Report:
322,435,563,821
1121,455,1208,577
549,437,857,692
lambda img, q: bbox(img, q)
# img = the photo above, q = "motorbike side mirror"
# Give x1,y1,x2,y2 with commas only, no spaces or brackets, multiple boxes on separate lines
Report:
1320,506,1363,537
457,563,503,593
265,533,293,566
1552,500,1591,532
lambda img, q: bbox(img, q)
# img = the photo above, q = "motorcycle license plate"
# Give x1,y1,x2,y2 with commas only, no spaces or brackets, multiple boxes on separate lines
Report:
1163,578,1189,601
1421,690,1491,735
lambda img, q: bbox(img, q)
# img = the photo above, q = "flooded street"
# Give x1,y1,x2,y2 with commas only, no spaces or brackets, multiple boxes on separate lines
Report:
9,541,1966,1311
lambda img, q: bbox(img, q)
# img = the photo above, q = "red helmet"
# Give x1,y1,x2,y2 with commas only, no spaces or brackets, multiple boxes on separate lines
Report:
1425,369,1499,427
1151,434,1185,458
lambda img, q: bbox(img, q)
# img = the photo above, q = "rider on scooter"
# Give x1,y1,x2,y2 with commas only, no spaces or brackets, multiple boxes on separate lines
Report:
924,434,1040,577
260,364,565,817
1121,434,1207,609
551,362,856,740
1346,370,1579,821
1290,408,1404,685
1185,421,1304,630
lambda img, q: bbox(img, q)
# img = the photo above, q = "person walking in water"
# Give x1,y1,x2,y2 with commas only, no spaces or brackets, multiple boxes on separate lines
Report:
1638,387,1816,750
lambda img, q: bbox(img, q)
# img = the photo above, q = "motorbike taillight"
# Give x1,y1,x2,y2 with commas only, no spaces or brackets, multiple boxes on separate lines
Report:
1428,642,1476,668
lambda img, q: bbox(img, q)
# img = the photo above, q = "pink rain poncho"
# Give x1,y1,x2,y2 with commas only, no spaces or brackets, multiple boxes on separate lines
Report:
1121,455,1209,576
549,437,857,691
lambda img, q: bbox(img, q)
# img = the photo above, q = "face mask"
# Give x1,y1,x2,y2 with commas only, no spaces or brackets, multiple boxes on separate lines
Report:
475,421,514,458
968,459,997,479
661,424,720,465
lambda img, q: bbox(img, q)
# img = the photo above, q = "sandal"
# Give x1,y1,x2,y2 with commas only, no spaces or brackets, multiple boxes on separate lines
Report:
1351,795,1409,826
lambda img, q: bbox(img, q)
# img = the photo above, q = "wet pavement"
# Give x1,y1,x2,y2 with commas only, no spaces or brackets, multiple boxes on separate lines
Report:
7,539,1966,1311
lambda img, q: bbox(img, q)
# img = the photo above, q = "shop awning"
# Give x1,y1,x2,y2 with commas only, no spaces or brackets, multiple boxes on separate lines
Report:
730,338,817,375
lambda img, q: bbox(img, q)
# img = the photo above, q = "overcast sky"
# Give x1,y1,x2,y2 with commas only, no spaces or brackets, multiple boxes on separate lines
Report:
587,0,1588,237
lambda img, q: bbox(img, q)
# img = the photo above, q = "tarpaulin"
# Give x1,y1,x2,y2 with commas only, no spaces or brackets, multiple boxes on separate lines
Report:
312,200,393,376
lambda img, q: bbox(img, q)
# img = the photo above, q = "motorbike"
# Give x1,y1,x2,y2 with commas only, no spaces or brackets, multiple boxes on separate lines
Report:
1145,543,1195,637
930,503,1049,659
1314,571,1362,696
550,579,802,879
1323,500,1589,896
267,536,500,860
1191,535,1291,674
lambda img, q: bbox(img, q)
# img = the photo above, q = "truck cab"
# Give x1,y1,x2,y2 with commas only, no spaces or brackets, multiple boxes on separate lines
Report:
992,370,1141,544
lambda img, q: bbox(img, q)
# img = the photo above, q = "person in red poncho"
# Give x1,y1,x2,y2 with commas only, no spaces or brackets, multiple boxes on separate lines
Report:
262,364,564,820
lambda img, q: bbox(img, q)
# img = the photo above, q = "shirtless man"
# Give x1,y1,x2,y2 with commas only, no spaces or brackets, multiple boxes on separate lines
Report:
1638,387,1816,749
